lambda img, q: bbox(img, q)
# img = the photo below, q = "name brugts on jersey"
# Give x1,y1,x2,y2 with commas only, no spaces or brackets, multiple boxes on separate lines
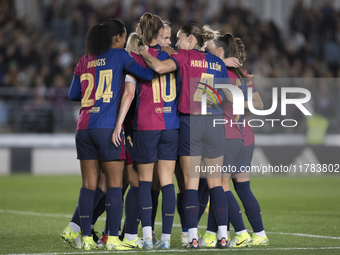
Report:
190,59,221,72
87,58,106,68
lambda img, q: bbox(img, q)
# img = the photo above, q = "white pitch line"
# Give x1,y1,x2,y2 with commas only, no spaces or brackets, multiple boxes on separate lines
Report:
5,247,340,255
1,209,340,240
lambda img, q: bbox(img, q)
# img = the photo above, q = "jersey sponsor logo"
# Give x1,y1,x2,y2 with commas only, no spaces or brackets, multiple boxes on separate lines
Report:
89,107,100,113
155,106,173,114
163,106,171,113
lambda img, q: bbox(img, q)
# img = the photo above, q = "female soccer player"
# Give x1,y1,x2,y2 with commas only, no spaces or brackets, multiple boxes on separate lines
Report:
135,23,230,249
204,33,268,247
231,37,269,246
68,18,156,251
131,13,179,250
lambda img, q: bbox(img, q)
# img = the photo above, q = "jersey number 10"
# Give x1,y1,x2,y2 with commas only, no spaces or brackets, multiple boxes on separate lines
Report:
152,73,176,103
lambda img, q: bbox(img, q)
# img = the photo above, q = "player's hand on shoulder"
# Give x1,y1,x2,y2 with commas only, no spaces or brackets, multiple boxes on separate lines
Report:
133,45,148,55
224,57,241,68
161,46,176,55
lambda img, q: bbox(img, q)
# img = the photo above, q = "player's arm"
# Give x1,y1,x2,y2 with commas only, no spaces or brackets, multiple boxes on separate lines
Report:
244,91,263,110
112,75,136,147
206,89,226,106
223,57,241,68
134,46,177,74
68,74,81,101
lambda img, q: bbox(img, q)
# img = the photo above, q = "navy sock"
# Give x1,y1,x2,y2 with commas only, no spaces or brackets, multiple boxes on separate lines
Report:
92,188,106,225
198,184,209,223
161,184,175,234
183,189,199,229
206,200,218,232
177,192,187,232
106,187,123,236
225,190,245,232
70,205,81,227
124,186,139,234
234,181,264,232
210,186,228,227
138,181,152,228
151,189,160,231
78,187,95,236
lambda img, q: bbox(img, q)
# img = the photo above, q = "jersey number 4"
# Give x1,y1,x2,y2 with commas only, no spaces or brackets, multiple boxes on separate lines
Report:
193,73,214,102
80,70,113,107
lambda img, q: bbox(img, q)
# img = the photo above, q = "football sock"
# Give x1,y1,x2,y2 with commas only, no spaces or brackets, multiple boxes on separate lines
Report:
70,204,81,228
78,187,95,236
161,184,175,236
183,189,199,242
142,226,152,239
138,181,152,228
151,189,160,231
235,229,248,235
161,233,171,241
177,192,187,232
124,186,139,235
92,188,106,225
254,230,266,237
69,221,81,233
225,190,246,232
234,181,264,233
103,215,109,235
125,233,138,241
105,187,123,236
210,186,228,238
206,201,218,233
198,179,209,223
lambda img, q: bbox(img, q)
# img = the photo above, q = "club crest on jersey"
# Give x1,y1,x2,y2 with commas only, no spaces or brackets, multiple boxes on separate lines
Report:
155,107,163,113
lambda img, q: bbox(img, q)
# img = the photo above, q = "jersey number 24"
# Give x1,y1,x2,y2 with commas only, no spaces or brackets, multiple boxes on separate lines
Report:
80,70,113,107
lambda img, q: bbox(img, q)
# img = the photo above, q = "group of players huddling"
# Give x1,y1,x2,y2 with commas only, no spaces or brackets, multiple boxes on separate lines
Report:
60,12,269,251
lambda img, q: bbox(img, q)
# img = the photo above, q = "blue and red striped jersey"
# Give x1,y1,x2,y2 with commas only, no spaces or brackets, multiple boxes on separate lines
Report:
69,48,155,130
131,45,180,130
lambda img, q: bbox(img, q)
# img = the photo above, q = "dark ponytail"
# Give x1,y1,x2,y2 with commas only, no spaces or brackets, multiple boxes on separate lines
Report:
85,19,125,56
215,33,248,79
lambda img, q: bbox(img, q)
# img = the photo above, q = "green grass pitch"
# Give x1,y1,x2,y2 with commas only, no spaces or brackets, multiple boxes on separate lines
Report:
0,175,340,254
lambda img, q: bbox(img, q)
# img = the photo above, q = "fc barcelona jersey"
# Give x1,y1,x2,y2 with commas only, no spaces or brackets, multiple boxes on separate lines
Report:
69,48,154,130
131,45,180,130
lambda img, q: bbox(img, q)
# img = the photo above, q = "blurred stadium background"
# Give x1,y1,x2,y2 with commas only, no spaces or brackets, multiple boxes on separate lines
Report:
0,0,340,175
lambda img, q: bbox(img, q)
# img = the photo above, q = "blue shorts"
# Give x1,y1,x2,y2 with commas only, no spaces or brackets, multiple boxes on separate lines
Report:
178,114,225,158
223,139,244,173
133,129,179,163
240,143,255,168
76,129,125,161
